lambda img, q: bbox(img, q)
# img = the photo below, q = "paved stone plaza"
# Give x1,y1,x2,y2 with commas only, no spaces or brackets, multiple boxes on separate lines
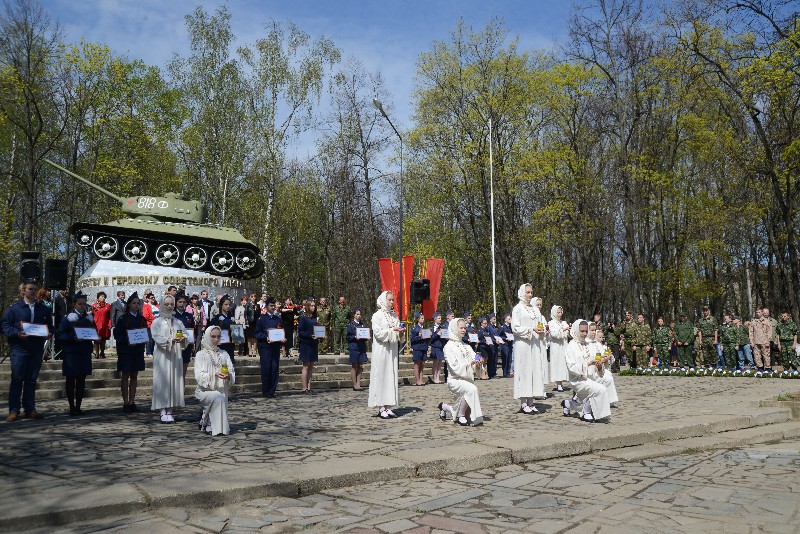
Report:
2,375,799,532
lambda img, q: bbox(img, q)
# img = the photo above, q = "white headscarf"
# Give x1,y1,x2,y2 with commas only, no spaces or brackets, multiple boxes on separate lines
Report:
201,325,223,352
376,290,394,312
587,321,596,341
448,317,465,343
159,295,175,319
533,296,543,311
571,319,588,342
517,283,532,304
550,305,562,321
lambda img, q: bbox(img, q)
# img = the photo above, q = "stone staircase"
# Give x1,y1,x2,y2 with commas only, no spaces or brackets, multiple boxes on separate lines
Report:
0,352,421,400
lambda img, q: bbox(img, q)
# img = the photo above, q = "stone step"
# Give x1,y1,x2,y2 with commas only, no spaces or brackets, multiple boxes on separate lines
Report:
0,353,432,400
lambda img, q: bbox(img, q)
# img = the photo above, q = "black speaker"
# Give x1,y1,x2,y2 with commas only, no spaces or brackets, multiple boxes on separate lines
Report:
19,251,42,283
45,259,69,290
410,279,430,304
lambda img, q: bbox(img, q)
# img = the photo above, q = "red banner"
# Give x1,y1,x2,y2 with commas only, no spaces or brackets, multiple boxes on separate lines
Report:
421,258,444,318
400,255,414,321
378,258,396,294
377,255,414,320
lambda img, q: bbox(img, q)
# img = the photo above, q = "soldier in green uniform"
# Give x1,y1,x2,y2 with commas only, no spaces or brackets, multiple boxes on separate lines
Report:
614,311,635,368
629,313,652,368
594,313,619,372
653,316,672,367
776,311,799,370
733,316,754,370
332,295,351,355
718,313,738,370
696,306,718,368
316,297,332,353
673,312,694,368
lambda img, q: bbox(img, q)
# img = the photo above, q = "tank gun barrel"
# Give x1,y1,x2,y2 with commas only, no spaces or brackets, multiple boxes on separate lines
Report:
43,159,123,202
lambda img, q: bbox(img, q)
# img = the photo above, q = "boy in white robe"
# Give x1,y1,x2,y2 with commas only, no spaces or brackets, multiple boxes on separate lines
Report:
562,319,611,422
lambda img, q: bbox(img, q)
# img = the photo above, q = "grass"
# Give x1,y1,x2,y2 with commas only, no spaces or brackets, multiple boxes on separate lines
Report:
777,391,800,401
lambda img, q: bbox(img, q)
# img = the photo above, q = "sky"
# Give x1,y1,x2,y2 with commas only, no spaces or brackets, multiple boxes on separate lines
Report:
46,0,576,139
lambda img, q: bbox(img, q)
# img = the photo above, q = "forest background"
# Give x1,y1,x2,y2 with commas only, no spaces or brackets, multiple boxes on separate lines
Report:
1,0,799,323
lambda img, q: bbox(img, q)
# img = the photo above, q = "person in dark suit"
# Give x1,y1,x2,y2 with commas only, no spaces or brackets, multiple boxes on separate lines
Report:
110,290,126,328
56,291,95,416
113,292,147,413
254,297,284,397
346,307,369,390
209,296,235,365
297,299,319,394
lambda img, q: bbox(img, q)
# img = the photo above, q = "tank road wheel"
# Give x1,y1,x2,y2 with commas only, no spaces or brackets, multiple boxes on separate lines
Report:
76,232,93,248
93,236,118,259
123,239,148,263
236,251,258,271
183,247,207,270
155,243,180,266
211,250,234,273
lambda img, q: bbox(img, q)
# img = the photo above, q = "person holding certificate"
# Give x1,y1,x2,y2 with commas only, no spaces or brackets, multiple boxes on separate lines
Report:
113,292,148,413
2,282,53,421
429,312,445,384
55,292,96,416
194,326,235,436
151,295,187,424
297,299,320,394
174,295,196,378
410,312,430,386
477,317,492,380
368,291,404,419
209,296,236,365
254,296,284,398
346,307,369,390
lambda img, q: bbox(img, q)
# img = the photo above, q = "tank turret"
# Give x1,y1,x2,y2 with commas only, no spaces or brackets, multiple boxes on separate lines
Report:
45,159,263,279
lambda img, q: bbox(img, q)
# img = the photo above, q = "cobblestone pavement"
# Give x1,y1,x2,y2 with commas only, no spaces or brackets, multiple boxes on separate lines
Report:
23,436,800,533
2,375,799,532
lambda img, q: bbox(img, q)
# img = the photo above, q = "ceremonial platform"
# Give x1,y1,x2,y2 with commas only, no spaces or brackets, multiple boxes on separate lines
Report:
1,373,798,531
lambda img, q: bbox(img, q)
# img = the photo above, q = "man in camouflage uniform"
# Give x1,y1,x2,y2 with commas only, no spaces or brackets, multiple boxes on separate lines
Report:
763,308,780,367
332,295,351,355
718,313,738,370
734,316,755,370
614,311,635,368
629,313,652,368
653,316,672,367
673,312,694,368
776,311,799,370
316,297,332,353
696,306,718,368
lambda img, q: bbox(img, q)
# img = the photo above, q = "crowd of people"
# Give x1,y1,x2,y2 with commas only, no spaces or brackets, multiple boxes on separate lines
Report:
4,279,799,432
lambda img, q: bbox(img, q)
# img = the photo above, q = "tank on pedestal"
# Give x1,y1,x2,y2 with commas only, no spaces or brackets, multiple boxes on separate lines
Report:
45,159,264,280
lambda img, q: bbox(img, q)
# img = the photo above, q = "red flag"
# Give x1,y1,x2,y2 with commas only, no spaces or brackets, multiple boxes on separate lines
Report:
421,258,444,318
378,258,395,294
378,255,415,320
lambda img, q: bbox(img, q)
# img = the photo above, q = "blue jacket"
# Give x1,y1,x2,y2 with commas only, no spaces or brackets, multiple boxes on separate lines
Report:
174,310,196,331
210,313,234,346
411,323,430,352
346,320,368,354
2,298,52,350
255,312,283,347
55,311,95,359
113,312,148,357
430,324,445,350
297,315,319,349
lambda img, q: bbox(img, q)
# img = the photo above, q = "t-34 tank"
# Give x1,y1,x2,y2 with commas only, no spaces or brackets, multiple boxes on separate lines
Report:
45,159,264,279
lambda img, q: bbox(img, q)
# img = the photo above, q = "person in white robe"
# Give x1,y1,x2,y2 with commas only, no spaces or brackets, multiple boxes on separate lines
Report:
150,295,187,423
437,318,483,426
368,290,404,419
589,329,619,405
511,284,545,414
532,296,550,385
548,305,570,391
562,319,612,422
195,326,235,436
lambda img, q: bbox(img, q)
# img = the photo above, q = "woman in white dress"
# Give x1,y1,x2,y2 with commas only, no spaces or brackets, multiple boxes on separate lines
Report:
589,329,619,405
151,295,187,423
195,326,236,436
511,283,545,414
548,305,570,391
561,319,611,422
368,290,404,420
437,318,483,426
532,296,549,386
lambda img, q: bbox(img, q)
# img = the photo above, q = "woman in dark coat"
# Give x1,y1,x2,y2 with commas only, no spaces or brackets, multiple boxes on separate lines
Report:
209,296,236,365
297,299,319,394
113,292,148,413
346,307,369,390
56,292,95,416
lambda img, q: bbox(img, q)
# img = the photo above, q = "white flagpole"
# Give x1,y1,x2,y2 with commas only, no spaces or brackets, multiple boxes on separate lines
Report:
489,118,497,315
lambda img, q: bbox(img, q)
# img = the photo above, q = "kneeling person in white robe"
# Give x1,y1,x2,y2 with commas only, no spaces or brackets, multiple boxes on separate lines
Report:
195,326,235,436
588,329,619,405
438,318,483,426
562,319,611,422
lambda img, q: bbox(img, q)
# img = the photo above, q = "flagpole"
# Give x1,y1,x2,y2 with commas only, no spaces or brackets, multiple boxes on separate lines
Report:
489,118,497,315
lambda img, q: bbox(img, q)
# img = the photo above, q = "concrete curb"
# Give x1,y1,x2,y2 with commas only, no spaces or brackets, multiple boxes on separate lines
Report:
1,404,794,531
